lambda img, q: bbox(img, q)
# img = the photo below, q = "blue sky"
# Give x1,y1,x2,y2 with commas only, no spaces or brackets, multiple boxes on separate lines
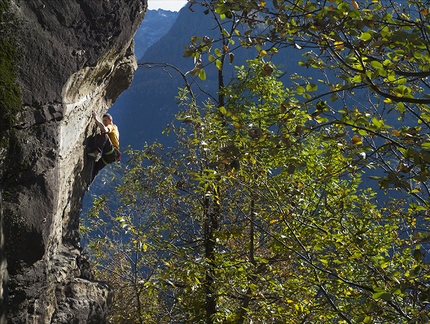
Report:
148,0,188,11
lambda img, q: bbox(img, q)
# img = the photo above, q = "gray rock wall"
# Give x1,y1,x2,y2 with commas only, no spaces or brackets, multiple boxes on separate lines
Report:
0,186,7,324
1,0,147,322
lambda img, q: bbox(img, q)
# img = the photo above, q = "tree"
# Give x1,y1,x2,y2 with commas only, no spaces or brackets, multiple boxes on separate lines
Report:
187,0,430,193
83,1,430,322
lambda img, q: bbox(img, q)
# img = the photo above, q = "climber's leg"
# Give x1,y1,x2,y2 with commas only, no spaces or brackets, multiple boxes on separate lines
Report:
91,159,106,183
87,133,108,156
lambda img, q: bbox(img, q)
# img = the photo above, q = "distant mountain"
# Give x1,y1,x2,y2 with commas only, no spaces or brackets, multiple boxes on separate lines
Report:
111,5,218,149
134,9,179,61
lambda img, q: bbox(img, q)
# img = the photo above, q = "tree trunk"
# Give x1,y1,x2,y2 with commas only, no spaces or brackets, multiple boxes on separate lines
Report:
204,192,220,324
238,199,255,323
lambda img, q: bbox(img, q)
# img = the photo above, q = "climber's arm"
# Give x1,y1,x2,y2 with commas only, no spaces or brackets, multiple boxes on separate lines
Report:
92,112,109,133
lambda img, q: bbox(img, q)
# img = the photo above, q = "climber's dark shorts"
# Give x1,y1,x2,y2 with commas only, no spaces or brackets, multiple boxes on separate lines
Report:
91,133,119,181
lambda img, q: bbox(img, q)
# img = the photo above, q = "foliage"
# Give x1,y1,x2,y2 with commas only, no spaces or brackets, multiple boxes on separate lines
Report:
186,0,430,192
83,0,430,323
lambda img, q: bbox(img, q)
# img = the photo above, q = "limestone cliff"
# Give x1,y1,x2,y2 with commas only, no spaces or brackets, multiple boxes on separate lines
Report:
0,0,146,322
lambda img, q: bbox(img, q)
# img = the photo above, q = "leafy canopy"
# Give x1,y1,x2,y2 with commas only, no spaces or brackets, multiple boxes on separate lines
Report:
83,0,430,323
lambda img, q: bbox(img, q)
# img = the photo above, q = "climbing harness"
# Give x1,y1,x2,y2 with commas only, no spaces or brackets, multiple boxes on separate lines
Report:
101,147,120,165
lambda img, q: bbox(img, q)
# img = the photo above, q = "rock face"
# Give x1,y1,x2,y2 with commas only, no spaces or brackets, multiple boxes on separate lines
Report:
0,0,146,322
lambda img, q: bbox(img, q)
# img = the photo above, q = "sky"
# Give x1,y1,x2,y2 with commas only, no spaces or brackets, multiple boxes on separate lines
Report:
148,0,188,11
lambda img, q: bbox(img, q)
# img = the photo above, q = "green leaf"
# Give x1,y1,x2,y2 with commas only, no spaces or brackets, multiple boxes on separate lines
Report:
371,117,383,128
215,3,230,15
397,102,405,113
413,249,423,262
296,85,305,95
216,59,223,70
198,69,206,80
372,291,391,301
306,83,318,92
357,315,373,323
421,142,430,149
338,2,351,12
360,32,373,41
370,60,383,70
330,93,338,102
214,47,222,57
352,74,362,83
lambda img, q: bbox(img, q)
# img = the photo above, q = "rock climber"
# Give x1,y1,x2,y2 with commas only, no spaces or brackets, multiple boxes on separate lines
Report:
88,112,120,183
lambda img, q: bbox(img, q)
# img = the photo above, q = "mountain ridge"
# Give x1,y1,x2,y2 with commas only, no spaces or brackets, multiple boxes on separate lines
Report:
134,9,179,61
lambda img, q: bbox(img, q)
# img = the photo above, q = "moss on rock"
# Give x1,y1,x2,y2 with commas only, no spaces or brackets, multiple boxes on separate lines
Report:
0,0,22,145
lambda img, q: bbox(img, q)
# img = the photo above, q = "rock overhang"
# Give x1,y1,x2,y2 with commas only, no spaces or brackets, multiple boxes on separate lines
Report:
1,0,147,322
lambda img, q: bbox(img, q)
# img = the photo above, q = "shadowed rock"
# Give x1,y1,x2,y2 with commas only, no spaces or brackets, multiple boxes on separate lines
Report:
0,0,147,322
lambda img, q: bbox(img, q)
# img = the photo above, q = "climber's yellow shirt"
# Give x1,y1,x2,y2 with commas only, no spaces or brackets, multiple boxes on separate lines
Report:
106,124,119,150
